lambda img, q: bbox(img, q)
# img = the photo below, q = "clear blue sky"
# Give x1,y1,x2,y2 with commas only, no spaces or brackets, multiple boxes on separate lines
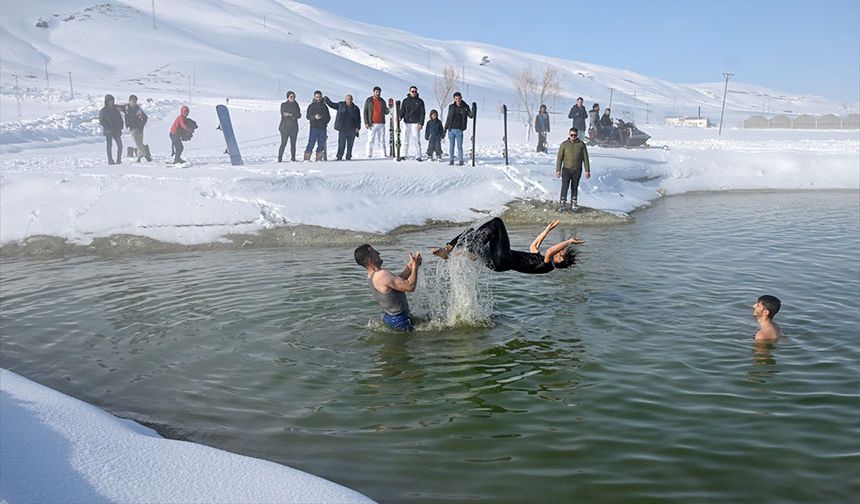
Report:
304,0,860,103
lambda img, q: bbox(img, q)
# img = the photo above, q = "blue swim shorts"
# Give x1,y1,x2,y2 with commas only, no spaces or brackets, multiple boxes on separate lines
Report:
383,312,413,332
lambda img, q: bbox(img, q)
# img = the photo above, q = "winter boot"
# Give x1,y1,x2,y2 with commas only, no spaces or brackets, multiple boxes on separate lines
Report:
449,160,454,166
570,201,578,212
558,200,568,213
303,151,312,161
315,151,324,162
143,145,152,162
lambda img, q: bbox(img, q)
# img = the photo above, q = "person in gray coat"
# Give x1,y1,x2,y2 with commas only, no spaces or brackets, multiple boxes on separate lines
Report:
568,97,588,135
98,94,124,165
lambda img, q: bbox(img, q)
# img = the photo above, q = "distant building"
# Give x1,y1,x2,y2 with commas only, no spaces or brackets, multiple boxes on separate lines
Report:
744,113,858,129
768,115,792,129
792,114,817,129
843,114,860,129
665,117,710,128
744,115,768,129
818,114,842,129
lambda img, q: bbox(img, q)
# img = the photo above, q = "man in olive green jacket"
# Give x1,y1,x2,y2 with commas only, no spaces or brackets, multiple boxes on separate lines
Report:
555,127,591,211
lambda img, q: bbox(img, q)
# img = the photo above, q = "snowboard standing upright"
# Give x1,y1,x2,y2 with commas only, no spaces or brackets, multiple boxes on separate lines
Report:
394,99,402,161
470,101,478,167
215,104,243,166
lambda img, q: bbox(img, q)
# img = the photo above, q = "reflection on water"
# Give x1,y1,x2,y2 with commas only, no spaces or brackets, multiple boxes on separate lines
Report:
749,341,779,382
2,190,860,503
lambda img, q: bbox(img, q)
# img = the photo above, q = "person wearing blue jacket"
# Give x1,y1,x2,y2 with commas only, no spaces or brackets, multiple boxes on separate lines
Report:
424,109,445,161
324,94,362,161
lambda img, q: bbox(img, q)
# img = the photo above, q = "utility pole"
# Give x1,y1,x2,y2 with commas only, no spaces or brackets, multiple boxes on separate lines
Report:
44,59,50,89
608,87,614,109
68,72,74,99
718,71,733,135
152,0,156,29
632,88,636,121
645,102,650,124
263,15,267,31
14,74,22,121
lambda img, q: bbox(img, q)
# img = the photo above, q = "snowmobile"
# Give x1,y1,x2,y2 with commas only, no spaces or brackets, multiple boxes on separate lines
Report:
587,119,651,148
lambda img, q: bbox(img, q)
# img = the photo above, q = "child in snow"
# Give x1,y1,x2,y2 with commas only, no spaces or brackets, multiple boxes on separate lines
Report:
169,105,197,164
424,109,444,161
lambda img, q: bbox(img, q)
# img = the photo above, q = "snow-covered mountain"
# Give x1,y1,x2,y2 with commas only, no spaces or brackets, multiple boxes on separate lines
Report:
1,0,850,125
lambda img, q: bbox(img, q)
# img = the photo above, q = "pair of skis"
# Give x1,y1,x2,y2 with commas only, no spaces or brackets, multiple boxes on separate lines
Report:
388,98,402,160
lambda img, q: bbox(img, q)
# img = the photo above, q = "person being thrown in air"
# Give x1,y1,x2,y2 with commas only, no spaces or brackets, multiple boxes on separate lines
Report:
431,217,583,274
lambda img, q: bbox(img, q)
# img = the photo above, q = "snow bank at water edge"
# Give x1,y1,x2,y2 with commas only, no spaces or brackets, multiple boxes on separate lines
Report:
0,368,376,504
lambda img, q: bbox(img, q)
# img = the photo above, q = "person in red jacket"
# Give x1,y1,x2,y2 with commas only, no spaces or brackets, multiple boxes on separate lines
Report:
169,105,192,164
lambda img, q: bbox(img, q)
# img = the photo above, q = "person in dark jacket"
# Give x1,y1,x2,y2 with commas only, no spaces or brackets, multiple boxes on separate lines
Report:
363,86,389,158
443,92,472,166
568,97,588,134
399,85,426,160
120,94,150,162
535,104,550,153
324,94,362,160
98,94,124,164
424,109,445,161
600,108,614,139
278,91,301,162
304,90,331,161
555,127,591,212
588,103,601,139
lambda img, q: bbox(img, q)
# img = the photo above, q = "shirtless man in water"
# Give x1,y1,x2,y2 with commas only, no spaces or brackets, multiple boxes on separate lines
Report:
354,245,422,331
431,218,583,274
753,295,783,342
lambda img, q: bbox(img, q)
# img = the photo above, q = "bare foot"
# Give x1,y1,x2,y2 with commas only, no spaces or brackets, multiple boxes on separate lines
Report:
431,247,449,259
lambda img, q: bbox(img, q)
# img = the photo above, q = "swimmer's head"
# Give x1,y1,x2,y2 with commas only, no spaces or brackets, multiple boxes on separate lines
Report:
755,295,781,319
552,247,576,269
354,244,381,268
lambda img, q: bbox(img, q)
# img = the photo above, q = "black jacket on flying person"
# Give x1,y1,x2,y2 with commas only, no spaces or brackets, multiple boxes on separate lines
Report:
444,101,472,131
399,93,425,124
306,100,331,129
323,97,362,132
279,100,302,133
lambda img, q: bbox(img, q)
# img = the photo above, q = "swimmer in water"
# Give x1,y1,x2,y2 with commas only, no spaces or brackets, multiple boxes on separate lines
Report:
431,218,582,274
753,295,783,342
354,244,422,331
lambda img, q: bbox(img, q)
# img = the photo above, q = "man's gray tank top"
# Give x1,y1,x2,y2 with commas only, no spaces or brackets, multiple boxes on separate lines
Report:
368,271,409,315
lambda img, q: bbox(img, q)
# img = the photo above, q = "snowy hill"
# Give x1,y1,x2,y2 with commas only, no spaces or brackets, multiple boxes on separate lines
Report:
0,0,857,251
1,0,849,123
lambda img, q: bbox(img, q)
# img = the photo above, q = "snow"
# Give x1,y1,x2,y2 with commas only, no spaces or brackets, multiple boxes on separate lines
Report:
0,368,375,503
0,0,858,500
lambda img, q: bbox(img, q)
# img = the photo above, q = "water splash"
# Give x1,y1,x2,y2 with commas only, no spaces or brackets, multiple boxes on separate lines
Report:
413,244,495,329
